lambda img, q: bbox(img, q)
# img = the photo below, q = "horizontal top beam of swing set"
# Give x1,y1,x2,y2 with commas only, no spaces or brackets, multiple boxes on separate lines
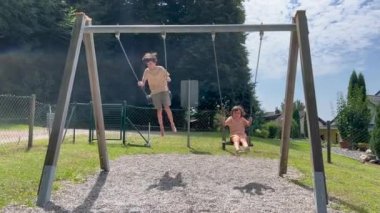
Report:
83,24,296,34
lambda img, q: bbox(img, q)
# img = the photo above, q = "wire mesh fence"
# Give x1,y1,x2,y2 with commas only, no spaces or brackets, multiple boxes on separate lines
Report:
0,95,78,147
2,94,374,154
0,94,223,148
0,94,36,145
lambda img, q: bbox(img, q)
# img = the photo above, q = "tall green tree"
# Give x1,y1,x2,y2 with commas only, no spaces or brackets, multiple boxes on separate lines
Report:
347,70,358,101
357,72,367,102
0,0,74,49
336,72,371,147
1,0,261,117
0,0,75,103
291,108,301,138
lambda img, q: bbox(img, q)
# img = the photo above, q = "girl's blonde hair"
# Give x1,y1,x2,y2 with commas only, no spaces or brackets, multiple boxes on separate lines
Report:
230,105,246,117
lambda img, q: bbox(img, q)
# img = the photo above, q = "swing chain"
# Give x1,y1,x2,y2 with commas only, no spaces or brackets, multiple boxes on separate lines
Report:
211,32,216,42
254,29,264,86
114,32,151,102
161,31,168,69
211,32,223,110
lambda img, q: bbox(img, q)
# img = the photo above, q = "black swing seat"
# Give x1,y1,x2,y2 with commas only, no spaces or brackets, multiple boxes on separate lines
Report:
221,126,253,150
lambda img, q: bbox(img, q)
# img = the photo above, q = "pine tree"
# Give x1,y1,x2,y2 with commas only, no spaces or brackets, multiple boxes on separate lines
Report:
357,73,367,102
291,107,301,138
347,70,358,102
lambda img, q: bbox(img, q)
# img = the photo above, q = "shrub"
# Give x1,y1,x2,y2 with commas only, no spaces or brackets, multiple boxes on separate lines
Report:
370,106,380,158
290,119,300,138
253,128,269,138
263,121,280,139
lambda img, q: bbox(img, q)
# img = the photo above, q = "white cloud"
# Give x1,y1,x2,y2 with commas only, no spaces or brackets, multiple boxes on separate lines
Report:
243,0,380,80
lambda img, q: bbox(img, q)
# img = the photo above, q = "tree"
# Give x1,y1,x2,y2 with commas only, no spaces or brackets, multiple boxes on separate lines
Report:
336,93,350,142
0,0,74,49
357,72,367,102
347,70,358,101
337,71,371,147
290,119,300,139
280,100,304,138
336,87,370,147
370,106,380,158
303,113,308,138
1,0,260,115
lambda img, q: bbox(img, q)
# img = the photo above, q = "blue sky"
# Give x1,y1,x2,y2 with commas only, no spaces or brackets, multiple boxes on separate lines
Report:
243,0,380,120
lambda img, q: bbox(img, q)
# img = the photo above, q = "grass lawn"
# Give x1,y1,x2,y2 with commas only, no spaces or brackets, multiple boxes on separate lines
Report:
0,123,45,131
0,132,379,212
0,124,30,130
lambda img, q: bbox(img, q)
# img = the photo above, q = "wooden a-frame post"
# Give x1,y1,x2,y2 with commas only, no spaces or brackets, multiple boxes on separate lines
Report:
36,13,109,207
279,11,328,213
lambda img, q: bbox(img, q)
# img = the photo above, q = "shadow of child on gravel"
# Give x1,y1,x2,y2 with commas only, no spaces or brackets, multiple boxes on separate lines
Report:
147,171,186,191
233,182,275,195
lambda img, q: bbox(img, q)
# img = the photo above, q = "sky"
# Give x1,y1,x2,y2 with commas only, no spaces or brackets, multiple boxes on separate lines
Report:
243,0,380,120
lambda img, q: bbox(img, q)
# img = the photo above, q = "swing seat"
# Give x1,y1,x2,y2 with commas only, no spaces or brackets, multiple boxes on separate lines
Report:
221,127,253,150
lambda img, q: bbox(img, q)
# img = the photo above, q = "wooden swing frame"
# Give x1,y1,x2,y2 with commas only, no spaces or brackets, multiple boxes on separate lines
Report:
36,11,328,213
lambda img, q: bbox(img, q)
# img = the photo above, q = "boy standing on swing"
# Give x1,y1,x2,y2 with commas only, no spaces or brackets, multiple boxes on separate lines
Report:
138,52,176,136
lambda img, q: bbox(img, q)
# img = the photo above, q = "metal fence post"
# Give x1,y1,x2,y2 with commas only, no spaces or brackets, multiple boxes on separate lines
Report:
28,94,36,149
122,100,127,144
327,120,331,163
72,102,77,144
88,101,93,143
187,80,191,148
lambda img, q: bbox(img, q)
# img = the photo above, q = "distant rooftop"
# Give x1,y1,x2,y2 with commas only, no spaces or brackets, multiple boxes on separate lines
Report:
368,95,380,106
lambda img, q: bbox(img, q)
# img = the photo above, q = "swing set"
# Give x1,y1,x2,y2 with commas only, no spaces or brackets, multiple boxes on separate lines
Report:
37,11,328,213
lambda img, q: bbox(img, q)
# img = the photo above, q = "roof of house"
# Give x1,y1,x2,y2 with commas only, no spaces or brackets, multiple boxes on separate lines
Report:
263,112,282,121
367,95,380,106
318,117,327,126
375,90,380,96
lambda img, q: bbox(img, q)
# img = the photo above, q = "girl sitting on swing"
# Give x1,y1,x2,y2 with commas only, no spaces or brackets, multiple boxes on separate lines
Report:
223,105,253,154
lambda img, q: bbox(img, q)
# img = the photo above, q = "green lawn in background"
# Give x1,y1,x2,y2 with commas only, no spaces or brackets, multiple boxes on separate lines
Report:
0,124,30,130
0,123,45,130
0,133,379,212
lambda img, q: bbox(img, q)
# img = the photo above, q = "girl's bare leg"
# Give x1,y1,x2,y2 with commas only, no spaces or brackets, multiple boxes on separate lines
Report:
231,136,240,151
240,138,250,151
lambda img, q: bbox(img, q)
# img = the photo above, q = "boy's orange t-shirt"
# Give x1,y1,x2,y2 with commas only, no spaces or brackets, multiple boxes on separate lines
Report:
142,66,169,95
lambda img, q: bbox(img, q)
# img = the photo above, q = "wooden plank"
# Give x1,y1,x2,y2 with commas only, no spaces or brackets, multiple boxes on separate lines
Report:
295,10,327,213
83,17,110,171
279,18,299,177
37,13,86,207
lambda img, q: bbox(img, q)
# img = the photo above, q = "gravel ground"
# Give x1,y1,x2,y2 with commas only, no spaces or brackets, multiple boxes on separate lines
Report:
330,147,363,160
3,154,340,213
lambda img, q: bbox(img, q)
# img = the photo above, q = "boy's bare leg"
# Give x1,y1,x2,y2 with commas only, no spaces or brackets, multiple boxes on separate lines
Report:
164,106,176,132
157,109,164,136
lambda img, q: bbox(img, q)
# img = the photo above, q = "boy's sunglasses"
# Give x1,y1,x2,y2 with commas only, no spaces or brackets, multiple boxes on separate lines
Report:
143,58,156,64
